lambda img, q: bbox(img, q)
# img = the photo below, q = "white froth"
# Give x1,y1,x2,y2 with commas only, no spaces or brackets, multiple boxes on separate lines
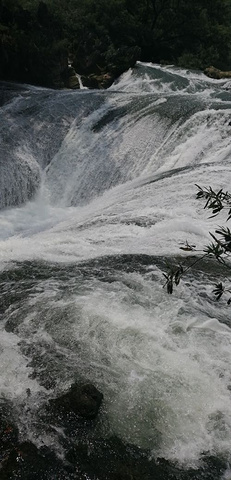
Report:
0,325,42,399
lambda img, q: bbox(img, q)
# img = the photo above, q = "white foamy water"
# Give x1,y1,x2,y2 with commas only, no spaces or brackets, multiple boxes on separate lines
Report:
0,63,231,470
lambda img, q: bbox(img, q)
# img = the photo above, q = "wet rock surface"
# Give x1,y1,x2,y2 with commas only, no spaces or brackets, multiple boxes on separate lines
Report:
0,394,227,480
66,437,226,480
48,382,104,420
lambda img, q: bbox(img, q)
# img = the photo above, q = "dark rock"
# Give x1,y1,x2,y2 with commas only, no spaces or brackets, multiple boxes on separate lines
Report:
67,76,80,88
61,64,80,89
83,72,115,89
49,382,103,419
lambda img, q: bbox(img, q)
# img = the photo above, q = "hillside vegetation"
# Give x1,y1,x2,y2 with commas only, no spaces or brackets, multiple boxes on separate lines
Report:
1,0,231,88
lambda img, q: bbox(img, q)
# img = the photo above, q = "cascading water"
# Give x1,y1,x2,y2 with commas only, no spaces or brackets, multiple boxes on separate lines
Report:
1,62,231,478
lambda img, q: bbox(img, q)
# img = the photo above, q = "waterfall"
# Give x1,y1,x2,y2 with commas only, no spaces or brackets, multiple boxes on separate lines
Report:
0,63,231,478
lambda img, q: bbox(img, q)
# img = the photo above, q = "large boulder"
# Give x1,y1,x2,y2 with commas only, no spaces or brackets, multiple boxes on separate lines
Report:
61,64,80,89
82,72,114,89
204,66,231,79
49,382,103,420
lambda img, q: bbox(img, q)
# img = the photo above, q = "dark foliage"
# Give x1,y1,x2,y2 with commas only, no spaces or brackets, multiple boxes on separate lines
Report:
195,185,231,220
1,0,231,88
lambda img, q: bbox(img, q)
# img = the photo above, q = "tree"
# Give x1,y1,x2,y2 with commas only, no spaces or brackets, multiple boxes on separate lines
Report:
1,0,231,88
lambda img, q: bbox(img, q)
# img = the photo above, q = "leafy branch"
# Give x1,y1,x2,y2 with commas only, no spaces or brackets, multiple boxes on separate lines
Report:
162,250,208,294
212,282,231,304
163,264,184,294
195,184,231,220
163,185,231,304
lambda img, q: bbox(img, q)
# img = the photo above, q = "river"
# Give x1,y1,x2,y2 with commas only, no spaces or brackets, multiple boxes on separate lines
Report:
0,62,231,479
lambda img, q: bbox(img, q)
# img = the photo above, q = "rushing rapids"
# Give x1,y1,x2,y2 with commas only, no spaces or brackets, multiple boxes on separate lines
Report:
0,63,231,478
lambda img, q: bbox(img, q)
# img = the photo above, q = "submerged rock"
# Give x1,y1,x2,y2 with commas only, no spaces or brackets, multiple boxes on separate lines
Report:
0,397,227,479
1,440,79,480
49,382,103,420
